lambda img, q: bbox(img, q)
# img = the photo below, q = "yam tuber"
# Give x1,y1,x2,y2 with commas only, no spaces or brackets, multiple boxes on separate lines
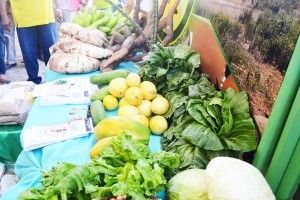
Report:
57,37,113,59
49,53,100,74
100,36,135,71
107,44,122,52
59,22,82,36
60,22,107,47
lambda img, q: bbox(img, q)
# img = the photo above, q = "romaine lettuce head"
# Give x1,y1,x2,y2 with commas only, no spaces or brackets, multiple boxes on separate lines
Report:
167,168,209,200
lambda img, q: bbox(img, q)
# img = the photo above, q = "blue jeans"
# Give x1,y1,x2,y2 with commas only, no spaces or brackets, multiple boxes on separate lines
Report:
17,23,57,84
0,16,6,75
4,14,16,65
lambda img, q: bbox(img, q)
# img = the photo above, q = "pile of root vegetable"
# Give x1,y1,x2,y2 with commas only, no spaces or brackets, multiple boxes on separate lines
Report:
49,22,113,74
49,0,181,73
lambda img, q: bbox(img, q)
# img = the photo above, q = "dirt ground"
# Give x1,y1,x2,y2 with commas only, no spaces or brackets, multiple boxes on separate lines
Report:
199,0,251,19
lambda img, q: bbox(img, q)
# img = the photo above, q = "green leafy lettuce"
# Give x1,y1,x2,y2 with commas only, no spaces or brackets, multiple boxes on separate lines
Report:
162,89,257,170
19,134,180,200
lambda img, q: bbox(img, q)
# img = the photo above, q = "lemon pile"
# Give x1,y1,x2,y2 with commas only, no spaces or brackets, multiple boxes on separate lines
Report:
104,73,169,135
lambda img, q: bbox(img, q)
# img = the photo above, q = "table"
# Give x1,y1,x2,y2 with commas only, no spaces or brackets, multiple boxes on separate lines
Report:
0,62,163,200
0,125,23,163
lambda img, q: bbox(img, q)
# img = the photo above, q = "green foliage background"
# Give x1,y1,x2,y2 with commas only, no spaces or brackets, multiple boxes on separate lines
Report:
195,0,300,72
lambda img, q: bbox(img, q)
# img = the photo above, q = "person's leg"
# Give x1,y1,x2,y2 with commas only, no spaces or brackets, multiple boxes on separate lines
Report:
62,9,71,23
17,26,41,84
55,9,71,37
70,11,77,22
0,16,10,83
4,14,16,66
37,23,57,65
0,16,7,75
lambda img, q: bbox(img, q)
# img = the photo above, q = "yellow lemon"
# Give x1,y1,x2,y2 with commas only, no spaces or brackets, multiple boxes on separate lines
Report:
149,115,168,135
103,95,118,110
151,97,169,115
125,87,143,106
119,98,129,107
137,100,152,117
109,78,128,98
140,81,157,100
155,94,163,98
126,73,141,87
130,115,149,127
117,105,139,117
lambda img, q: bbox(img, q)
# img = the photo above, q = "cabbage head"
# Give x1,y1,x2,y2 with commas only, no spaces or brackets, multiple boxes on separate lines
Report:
167,168,209,200
205,157,275,200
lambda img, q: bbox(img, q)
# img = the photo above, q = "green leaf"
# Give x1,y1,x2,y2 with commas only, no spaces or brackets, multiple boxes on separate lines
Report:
207,104,222,126
182,121,224,150
219,107,234,135
135,160,165,196
209,97,222,106
174,44,191,59
186,51,201,69
150,151,181,169
221,119,257,151
19,188,47,200
168,142,196,169
104,175,118,186
84,184,112,199
111,134,150,162
164,92,188,118
187,105,209,126
156,67,168,80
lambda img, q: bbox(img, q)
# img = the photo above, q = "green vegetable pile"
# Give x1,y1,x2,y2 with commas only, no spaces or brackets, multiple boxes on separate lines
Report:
138,43,257,170
19,134,180,200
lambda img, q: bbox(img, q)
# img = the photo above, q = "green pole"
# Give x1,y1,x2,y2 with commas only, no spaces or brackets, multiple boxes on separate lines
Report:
276,138,300,199
265,87,300,193
252,36,300,175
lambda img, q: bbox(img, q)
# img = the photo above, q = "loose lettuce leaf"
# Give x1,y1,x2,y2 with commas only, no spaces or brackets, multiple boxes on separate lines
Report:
111,134,150,162
150,151,181,169
112,163,144,198
136,160,165,196
84,184,112,199
18,188,47,200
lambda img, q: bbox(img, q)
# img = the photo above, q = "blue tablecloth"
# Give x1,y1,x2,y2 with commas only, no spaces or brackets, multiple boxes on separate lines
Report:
0,62,164,200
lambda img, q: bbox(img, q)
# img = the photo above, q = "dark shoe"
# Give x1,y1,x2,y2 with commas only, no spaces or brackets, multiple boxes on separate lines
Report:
37,51,44,62
6,63,17,70
0,74,11,84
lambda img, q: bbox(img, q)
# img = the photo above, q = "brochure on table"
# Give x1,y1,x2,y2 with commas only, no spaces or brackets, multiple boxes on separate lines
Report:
32,77,98,106
22,118,93,151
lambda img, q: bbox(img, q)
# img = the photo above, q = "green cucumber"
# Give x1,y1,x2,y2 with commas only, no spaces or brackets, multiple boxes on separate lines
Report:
90,69,130,85
91,86,110,101
90,100,106,125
